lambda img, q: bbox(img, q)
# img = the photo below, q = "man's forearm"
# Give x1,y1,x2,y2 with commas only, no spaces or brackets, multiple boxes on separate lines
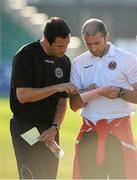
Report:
52,98,67,127
39,98,67,143
69,87,109,111
16,82,79,104
70,94,85,112
119,89,137,104
16,86,58,104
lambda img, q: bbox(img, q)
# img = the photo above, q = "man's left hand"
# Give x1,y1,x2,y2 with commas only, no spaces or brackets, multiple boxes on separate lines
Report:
101,86,120,99
39,126,57,144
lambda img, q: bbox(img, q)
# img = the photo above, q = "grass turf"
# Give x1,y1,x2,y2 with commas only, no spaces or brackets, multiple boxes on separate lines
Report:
0,97,137,179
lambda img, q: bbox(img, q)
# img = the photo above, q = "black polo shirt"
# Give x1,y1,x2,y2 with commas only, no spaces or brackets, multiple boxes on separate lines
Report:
10,41,71,123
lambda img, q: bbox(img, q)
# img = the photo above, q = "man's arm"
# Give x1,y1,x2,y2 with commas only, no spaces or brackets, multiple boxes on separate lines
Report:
70,94,86,112
39,98,67,143
119,89,137,103
118,83,137,103
102,83,137,104
52,98,67,126
69,87,107,111
16,82,79,104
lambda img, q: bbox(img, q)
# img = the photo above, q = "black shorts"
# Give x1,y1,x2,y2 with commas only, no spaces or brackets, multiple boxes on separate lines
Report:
78,131,126,179
10,117,59,179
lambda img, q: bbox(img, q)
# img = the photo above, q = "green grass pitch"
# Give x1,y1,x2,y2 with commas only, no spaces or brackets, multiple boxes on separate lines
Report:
0,97,137,179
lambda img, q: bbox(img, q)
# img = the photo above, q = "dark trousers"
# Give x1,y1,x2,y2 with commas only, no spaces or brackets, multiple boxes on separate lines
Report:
10,118,59,179
78,131,126,179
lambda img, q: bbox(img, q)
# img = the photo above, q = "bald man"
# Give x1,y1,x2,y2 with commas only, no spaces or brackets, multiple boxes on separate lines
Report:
70,18,137,179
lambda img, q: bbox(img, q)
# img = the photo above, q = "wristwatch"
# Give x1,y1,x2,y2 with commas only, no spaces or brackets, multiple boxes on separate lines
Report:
52,123,60,132
118,87,125,98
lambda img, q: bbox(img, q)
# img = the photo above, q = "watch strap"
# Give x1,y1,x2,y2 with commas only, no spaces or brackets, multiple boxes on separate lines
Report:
118,87,125,98
52,123,60,131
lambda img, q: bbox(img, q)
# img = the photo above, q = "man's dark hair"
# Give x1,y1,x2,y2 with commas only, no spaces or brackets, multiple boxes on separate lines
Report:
43,17,70,45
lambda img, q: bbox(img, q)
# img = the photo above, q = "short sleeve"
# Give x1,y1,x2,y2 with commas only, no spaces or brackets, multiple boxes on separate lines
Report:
70,60,82,89
11,49,33,88
125,54,137,84
59,92,68,98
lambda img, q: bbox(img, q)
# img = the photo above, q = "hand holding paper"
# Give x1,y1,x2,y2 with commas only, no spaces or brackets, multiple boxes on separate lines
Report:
21,127,64,158
21,127,40,146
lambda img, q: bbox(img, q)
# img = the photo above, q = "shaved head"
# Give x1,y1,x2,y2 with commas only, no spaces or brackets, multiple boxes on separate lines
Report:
82,18,107,36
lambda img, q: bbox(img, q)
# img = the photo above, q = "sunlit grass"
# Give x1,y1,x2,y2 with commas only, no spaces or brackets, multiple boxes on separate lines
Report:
0,97,81,179
0,97,137,179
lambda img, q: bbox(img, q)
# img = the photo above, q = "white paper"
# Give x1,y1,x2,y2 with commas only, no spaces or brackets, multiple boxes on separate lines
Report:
21,127,40,146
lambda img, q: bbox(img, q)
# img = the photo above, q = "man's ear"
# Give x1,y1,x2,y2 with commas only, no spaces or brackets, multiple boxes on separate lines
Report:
105,32,110,42
44,38,49,45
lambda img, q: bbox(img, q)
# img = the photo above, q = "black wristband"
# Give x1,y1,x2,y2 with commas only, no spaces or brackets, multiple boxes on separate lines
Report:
118,87,125,98
51,123,60,132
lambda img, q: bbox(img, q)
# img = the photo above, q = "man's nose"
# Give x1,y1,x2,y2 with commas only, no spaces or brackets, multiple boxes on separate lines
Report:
91,45,97,52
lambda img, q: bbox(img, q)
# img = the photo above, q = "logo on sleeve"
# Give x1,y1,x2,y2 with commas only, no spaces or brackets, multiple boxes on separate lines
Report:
44,59,54,63
55,68,63,78
108,61,117,70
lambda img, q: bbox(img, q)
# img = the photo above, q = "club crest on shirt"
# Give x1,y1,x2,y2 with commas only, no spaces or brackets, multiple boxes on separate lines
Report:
108,61,117,70
55,67,63,78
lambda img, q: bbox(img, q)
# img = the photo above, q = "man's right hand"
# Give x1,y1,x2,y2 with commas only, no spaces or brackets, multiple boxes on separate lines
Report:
56,82,79,94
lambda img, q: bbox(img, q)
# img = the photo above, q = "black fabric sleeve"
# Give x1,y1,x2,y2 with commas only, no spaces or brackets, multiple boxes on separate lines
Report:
60,92,69,98
11,49,33,88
